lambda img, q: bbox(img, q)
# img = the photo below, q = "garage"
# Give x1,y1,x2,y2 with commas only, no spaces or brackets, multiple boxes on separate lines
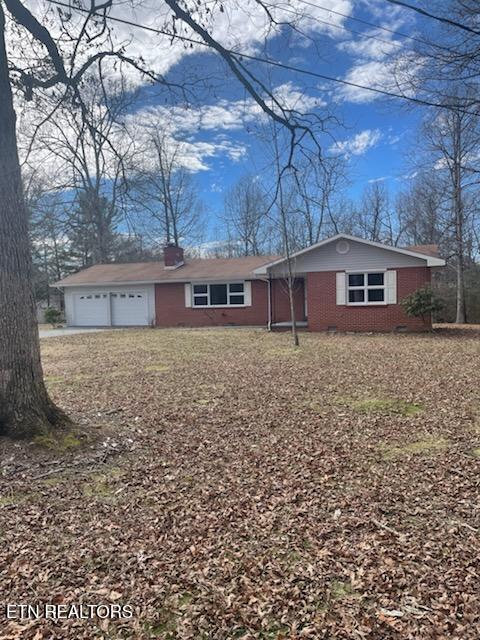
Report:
111,291,149,326
73,292,110,326
65,285,155,327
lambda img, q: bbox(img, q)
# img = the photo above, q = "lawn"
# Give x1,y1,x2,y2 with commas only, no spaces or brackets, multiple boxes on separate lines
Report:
1,327,479,639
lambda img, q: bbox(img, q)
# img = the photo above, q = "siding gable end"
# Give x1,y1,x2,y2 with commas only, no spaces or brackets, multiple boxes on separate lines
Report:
269,238,426,276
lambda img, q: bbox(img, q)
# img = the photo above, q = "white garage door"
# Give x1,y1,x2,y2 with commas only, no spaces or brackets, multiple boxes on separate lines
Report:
73,293,110,326
111,291,149,326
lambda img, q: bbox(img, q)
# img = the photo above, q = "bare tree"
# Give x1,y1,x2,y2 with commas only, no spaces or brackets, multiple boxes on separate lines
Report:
222,176,268,256
422,97,480,323
29,188,74,303
129,132,204,250
395,171,447,247
352,182,389,243
269,125,302,347
27,66,136,264
294,157,346,247
404,1,480,111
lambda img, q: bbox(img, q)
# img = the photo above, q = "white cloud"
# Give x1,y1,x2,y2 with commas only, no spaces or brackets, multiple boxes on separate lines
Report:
20,77,324,183
337,32,401,61
336,60,397,103
16,0,353,86
124,101,256,173
368,175,390,183
330,128,382,157
396,170,418,181
270,81,327,112
170,138,247,172
130,82,324,136
124,82,324,172
359,0,411,25
331,0,423,106
336,48,425,104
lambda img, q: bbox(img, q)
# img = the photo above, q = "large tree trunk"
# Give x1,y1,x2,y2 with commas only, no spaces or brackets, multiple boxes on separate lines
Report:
0,7,67,438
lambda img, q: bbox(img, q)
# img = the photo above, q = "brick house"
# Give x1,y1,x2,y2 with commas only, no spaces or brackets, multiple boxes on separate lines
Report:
54,235,444,332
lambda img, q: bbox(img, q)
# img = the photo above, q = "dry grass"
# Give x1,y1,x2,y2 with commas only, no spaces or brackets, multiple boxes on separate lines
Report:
1,326,480,639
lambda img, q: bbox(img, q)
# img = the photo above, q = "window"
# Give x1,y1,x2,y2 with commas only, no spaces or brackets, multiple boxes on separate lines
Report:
210,284,228,305
192,283,245,307
347,272,385,305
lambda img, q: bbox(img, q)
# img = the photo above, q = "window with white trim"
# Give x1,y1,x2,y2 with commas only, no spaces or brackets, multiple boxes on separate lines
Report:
347,272,385,304
192,282,245,307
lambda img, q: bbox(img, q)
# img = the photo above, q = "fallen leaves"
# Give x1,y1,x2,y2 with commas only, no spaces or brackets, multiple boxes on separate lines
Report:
0,327,480,638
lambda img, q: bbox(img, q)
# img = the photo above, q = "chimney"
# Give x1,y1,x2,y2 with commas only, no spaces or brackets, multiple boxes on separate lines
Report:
164,243,184,269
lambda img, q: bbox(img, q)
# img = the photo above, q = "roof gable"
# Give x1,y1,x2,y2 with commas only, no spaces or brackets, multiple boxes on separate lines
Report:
254,235,445,275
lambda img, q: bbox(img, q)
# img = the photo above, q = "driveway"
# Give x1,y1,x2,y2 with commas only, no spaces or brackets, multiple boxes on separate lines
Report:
39,327,108,338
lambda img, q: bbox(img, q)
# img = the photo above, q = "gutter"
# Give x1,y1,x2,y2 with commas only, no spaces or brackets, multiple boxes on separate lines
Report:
53,273,270,288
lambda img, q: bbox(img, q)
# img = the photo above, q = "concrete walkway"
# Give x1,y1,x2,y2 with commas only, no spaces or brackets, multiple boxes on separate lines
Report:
39,327,109,338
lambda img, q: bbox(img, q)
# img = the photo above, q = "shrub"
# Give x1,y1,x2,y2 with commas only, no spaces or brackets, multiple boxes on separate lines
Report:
44,307,63,327
401,286,444,321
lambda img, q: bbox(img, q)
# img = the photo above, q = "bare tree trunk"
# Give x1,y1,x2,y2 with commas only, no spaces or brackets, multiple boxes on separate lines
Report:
285,262,299,347
270,122,299,346
455,215,467,324
0,8,67,438
43,246,51,306
453,114,466,324
278,181,299,347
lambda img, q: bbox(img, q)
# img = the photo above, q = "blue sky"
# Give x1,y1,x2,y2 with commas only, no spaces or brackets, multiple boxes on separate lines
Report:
22,0,430,240
119,0,426,237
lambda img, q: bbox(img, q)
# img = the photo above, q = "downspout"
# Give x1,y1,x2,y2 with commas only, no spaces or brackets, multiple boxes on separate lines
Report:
257,276,272,330
267,274,272,331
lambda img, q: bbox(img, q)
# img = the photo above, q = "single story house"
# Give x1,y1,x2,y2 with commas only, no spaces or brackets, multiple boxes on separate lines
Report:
54,234,445,332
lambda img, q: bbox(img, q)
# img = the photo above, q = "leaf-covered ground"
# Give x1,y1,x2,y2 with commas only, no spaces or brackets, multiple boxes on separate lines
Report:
1,326,480,639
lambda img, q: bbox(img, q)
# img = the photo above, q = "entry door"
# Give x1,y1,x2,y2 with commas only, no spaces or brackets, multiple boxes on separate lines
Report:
111,291,148,326
73,293,110,326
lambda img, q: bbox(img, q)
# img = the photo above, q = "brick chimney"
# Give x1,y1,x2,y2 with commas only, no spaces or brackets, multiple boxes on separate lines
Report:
164,243,184,269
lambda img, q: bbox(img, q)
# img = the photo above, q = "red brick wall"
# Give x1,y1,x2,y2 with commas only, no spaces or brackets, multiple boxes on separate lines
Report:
271,278,306,323
155,280,268,327
155,269,430,331
155,278,306,327
307,267,432,332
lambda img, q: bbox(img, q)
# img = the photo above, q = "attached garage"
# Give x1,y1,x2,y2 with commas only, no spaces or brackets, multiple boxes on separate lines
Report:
73,292,110,326
111,290,149,326
64,285,155,327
